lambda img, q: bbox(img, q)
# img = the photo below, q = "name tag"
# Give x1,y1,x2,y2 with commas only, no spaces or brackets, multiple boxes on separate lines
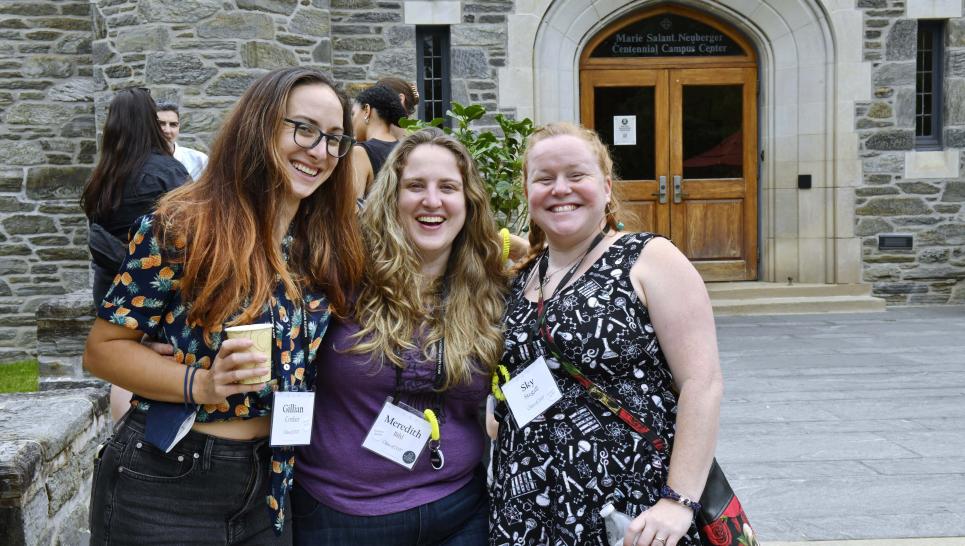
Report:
362,399,431,470
502,356,563,429
270,391,315,446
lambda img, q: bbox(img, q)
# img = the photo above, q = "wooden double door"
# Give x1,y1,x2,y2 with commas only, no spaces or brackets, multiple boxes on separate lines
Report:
581,67,758,281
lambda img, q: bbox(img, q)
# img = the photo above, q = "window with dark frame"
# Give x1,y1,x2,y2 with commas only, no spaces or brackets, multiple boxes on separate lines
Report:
915,20,944,149
416,26,451,124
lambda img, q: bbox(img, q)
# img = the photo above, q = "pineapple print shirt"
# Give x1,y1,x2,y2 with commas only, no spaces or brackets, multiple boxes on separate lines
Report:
97,214,331,534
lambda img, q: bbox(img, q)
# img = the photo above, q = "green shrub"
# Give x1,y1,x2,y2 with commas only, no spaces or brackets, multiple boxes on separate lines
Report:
0,360,39,393
400,102,534,233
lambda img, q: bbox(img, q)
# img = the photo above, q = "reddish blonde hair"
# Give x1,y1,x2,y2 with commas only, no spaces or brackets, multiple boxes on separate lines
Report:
517,122,623,271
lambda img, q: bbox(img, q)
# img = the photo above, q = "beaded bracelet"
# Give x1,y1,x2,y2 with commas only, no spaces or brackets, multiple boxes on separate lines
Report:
659,484,702,513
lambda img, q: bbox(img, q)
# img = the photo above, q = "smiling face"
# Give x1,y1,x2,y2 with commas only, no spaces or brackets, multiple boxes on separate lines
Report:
157,110,180,145
525,134,612,248
397,144,467,274
276,83,344,208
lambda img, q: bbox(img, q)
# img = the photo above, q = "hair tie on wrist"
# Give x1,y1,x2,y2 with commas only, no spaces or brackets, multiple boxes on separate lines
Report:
187,366,200,406
182,365,192,410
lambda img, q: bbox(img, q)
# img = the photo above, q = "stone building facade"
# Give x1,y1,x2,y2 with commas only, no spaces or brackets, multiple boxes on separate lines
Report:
0,0,963,361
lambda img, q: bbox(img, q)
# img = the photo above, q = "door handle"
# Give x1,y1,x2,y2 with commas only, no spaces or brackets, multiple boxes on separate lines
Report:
651,175,667,204
673,175,684,203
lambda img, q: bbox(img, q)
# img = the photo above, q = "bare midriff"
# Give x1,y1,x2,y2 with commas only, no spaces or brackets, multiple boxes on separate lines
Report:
192,415,270,440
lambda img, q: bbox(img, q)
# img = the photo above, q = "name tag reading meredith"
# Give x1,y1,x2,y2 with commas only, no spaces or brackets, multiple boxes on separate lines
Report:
269,391,315,446
362,399,432,470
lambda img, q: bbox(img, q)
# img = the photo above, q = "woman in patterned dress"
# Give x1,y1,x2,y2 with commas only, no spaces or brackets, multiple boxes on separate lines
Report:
83,68,364,544
489,123,723,546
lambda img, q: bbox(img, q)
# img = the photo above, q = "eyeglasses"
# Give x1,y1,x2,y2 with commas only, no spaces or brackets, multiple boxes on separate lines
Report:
283,118,355,158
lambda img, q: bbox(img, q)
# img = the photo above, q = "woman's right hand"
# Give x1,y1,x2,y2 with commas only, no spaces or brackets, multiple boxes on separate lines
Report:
193,338,270,405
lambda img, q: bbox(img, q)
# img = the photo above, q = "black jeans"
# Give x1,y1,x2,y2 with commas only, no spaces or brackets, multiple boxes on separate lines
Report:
291,470,488,546
89,412,291,545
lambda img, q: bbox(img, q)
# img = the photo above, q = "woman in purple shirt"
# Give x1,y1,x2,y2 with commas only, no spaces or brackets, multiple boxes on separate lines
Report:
293,128,508,545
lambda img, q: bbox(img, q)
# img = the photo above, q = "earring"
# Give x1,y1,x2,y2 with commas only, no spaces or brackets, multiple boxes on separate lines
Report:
615,221,625,231
364,117,369,125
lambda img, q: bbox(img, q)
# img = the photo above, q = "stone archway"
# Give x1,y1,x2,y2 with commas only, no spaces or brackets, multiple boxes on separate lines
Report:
499,0,869,284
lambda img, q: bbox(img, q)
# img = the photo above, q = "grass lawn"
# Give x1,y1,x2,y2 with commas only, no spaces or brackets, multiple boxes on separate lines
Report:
0,360,39,393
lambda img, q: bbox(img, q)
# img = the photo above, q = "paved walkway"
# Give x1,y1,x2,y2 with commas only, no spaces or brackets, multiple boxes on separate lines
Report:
713,306,965,545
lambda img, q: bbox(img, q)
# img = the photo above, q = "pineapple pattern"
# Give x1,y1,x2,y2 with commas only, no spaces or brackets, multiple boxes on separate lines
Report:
97,215,332,534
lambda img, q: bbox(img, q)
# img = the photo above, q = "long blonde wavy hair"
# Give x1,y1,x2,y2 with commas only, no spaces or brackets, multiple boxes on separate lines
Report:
351,128,508,388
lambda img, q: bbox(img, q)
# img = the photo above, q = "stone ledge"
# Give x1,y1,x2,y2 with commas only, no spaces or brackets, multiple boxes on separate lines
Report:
36,289,95,378
0,387,109,546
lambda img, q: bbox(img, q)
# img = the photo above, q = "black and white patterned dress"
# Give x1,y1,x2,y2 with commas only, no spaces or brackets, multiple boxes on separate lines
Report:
489,233,700,546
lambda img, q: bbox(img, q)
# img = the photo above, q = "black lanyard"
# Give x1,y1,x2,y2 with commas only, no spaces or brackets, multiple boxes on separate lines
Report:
390,279,449,470
536,230,607,322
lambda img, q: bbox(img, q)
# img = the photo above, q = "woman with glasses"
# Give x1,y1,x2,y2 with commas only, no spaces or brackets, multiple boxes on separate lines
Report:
84,67,364,544
291,128,507,545
350,83,408,196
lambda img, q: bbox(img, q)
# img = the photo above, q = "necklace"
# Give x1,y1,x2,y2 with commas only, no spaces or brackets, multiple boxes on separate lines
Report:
527,233,604,293
538,253,584,286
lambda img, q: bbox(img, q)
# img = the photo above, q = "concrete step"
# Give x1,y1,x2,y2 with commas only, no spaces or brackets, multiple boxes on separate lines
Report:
707,283,886,316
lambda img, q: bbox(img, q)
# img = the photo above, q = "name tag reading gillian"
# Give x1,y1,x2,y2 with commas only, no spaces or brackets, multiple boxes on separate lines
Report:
502,356,563,429
269,391,315,446
362,399,432,470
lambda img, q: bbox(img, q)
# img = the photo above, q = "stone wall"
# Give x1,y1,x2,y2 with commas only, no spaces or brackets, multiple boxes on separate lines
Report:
0,1,95,362
855,0,965,304
0,386,110,546
91,0,335,151
330,0,512,124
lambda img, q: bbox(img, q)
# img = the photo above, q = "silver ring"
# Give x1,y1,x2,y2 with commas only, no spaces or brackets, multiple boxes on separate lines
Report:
654,538,667,545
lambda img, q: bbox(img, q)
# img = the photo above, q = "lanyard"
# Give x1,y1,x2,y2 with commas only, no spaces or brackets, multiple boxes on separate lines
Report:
534,232,667,451
390,278,449,470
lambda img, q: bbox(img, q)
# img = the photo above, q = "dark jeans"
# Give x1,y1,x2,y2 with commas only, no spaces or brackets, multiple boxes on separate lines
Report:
89,412,291,545
291,470,488,546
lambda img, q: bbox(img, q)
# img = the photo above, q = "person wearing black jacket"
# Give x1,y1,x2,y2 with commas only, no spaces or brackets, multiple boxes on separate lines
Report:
82,87,189,304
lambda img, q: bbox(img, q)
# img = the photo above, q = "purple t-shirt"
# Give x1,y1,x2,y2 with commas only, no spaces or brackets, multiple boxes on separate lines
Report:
295,317,488,516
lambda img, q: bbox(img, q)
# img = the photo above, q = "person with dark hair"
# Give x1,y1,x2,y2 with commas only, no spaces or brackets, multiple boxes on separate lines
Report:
84,67,365,544
350,84,408,196
376,77,420,140
81,87,189,306
156,100,209,180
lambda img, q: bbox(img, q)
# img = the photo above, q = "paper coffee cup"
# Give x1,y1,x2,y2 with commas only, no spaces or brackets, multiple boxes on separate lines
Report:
224,323,273,384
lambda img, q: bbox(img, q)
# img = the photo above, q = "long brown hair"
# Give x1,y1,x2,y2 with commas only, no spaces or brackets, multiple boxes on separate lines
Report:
352,128,507,387
516,122,623,272
154,68,364,330
82,87,171,221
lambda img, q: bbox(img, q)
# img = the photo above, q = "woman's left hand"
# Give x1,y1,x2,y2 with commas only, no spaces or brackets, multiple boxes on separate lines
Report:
624,499,694,546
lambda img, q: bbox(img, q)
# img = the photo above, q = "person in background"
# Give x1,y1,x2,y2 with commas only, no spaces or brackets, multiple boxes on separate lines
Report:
83,88,192,424
156,100,209,181
350,84,408,196
377,76,420,140
293,128,507,545
84,67,364,544
489,122,723,546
